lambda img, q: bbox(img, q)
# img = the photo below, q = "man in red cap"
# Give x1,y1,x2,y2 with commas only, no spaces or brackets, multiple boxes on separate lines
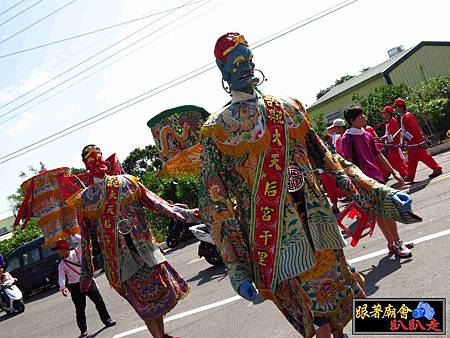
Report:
394,98,442,182
380,105,408,178
54,235,115,337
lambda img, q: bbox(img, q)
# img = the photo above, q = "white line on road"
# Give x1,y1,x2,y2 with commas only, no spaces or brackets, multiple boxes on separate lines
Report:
347,228,450,264
187,256,205,265
113,228,450,337
113,296,241,338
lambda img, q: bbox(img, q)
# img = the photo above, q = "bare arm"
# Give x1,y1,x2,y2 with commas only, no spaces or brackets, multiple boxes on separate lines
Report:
376,153,404,186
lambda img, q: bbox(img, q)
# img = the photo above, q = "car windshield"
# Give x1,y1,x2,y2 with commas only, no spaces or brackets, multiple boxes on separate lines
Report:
5,256,20,272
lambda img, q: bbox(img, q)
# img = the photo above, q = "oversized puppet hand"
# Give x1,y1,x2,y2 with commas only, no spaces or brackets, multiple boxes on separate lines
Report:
192,208,202,221
392,192,412,212
80,278,92,293
239,281,257,301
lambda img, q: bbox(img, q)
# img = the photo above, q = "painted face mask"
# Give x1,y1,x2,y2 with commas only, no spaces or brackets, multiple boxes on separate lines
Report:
82,146,108,178
215,33,259,93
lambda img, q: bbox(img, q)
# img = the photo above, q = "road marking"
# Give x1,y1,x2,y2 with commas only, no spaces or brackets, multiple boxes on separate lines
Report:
401,172,450,191
187,256,205,265
113,296,241,338
347,228,450,264
113,228,450,337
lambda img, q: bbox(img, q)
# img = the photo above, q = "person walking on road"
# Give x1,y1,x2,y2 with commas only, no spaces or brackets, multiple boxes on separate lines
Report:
341,105,413,258
380,105,408,178
54,234,116,338
394,98,442,183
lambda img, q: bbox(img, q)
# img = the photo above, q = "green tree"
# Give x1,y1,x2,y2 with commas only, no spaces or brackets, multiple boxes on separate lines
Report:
408,75,450,141
311,111,328,139
122,145,162,178
8,187,24,215
70,167,86,175
352,83,409,135
139,171,200,242
0,219,43,258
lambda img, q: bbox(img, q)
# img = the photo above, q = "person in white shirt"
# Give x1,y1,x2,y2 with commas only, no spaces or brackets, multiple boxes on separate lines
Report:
54,235,115,338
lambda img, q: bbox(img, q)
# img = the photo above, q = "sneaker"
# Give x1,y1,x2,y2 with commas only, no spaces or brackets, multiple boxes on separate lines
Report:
391,240,412,258
428,169,442,179
79,332,88,338
104,319,116,328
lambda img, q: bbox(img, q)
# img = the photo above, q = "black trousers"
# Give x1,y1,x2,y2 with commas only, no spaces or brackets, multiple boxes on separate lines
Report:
68,282,111,333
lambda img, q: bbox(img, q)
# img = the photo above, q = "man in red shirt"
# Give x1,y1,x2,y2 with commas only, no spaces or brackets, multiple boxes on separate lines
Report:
394,98,442,182
380,105,408,178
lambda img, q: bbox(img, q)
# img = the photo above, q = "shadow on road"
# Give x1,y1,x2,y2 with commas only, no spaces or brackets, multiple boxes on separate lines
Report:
164,238,198,255
403,179,432,195
86,326,107,338
0,311,19,322
360,254,413,296
186,264,227,286
389,178,431,195
24,286,59,304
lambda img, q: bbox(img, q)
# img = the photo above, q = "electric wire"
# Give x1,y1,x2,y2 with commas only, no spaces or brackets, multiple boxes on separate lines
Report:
0,0,44,26
0,0,78,45
0,0,204,117
0,0,209,123
0,0,222,126
0,0,208,59
0,0,359,164
0,0,28,17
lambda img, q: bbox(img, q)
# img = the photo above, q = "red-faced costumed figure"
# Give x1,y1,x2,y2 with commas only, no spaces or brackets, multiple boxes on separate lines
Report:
67,145,200,338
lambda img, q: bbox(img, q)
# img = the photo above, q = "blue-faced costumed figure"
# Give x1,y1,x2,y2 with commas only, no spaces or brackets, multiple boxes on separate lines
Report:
198,33,421,338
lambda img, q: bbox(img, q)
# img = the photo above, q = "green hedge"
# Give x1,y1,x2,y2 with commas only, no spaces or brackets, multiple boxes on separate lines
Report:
313,76,450,141
0,219,43,259
352,76,450,140
139,172,200,242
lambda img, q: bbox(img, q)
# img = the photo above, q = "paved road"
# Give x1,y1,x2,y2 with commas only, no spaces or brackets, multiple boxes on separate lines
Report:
2,151,449,338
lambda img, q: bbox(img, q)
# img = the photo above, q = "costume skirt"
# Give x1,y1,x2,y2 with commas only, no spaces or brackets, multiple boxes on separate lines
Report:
119,261,189,321
273,249,365,338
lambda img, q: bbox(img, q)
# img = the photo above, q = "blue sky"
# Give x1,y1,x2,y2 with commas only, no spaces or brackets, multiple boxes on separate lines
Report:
0,0,449,218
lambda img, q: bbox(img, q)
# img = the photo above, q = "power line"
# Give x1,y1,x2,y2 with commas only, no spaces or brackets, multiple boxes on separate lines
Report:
0,0,44,26
0,0,79,45
0,0,204,118
0,0,208,59
0,0,359,165
0,63,216,165
46,1,171,71
253,0,358,49
0,0,210,125
0,0,222,126
0,0,28,17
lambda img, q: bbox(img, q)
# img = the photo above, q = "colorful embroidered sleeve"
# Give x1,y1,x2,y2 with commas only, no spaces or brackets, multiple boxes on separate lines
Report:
126,176,199,224
306,128,421,224
79,216,95,281
199,136,253,294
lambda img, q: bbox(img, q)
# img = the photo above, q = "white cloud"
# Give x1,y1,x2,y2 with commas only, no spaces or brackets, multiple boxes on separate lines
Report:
54,104,78,120
3,112,39,136
0,70,51,105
